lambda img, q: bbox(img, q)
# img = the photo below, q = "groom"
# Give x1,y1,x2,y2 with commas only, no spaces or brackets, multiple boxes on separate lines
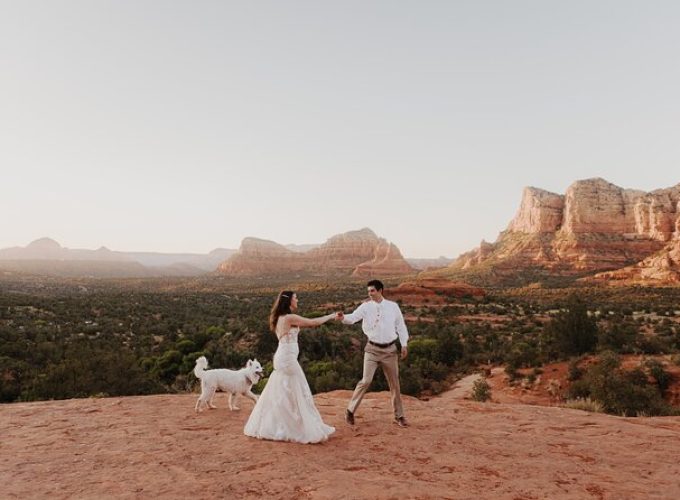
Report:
339,279,409,427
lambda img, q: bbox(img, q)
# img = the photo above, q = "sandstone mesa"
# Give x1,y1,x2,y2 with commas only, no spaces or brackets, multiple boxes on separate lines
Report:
217,228,415,278
438,178,680,285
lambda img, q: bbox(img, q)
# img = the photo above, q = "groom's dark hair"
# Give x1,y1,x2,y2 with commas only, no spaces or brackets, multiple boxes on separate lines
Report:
367,279,384,291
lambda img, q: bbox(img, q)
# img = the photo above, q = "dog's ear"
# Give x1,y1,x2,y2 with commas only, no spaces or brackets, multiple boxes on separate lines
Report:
247,359,252,367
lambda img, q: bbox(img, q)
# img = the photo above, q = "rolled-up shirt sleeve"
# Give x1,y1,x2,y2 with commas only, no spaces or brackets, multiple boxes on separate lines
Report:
342,303,365,325
395,305,409,346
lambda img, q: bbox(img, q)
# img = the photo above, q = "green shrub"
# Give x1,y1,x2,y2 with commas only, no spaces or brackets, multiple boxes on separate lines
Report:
27,343,163,400
176,339,196,355
644,359,671,392
399,365,424,395
567,358,584,381
566,352,674,417
433,328,464,366
504,363,519,383
544,296,598,359
506,341,541,368
409,338,440,362
597,321,639,353
637,336,668,355
471,378,491,402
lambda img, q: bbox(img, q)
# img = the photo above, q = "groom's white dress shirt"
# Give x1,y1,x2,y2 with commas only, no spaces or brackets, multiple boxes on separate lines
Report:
342,299,409,346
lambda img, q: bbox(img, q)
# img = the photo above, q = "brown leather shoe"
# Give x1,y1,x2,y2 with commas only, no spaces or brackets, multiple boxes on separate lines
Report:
394,416,408,428
345,409,355,425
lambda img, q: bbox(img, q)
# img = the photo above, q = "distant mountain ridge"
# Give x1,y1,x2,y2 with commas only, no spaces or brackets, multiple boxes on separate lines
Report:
0,238,236,278
407,257,453,270
0,232,420,279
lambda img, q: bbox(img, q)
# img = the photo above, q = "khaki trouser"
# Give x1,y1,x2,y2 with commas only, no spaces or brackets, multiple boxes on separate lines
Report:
348,343,404,418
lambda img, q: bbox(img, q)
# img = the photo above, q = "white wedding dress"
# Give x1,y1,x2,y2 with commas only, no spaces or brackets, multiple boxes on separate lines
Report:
244,325,335,444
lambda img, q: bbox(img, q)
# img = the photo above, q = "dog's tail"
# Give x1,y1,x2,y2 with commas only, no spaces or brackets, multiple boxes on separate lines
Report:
193,356,209,379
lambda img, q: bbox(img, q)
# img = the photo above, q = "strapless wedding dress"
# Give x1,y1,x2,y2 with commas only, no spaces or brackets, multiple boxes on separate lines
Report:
244,326,335,443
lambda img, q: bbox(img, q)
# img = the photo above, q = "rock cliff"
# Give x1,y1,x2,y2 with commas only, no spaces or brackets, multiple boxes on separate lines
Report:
594,239,680,283
217,228,415,277
441,178,680,284
216,238,308,275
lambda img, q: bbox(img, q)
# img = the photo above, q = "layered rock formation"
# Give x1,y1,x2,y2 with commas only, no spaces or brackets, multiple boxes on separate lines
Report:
388,277,485,305
216,238,308,276
506,187,564,233
217,228,415,278
440,178,680,284
594,239,680,283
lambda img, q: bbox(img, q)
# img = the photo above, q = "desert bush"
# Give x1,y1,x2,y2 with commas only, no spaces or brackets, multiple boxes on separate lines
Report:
26,342,163,400
597,320,639,353
176,339,196,355
644,359,672,392
566,351,674,417
471,377,492,402
506,341,541,368
409,338,440,362
399,365,424,395
563,397,604,413
433,327,464,366
637,335,669,355
543,296,598,359
567,358,584,382
504,363,520,383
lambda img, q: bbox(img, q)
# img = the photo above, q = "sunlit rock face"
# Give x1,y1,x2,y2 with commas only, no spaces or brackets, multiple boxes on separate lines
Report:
445,178,680,280
507,187,565,234
595,239,680,284
217,228,414,277
216,238,307,276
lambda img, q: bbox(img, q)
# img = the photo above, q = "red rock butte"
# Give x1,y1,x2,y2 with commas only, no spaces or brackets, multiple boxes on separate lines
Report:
436,178,680,284
217,228,415,278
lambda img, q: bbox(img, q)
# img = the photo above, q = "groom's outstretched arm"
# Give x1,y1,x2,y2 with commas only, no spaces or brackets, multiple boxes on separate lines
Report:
341,303,366,325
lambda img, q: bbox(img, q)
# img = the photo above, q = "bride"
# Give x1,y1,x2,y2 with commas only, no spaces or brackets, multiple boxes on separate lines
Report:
244,290,338,444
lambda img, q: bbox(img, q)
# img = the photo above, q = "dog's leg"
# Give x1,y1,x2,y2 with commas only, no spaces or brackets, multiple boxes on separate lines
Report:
229,393,240,411
196,392,208,413
195,380,208,412
208,387,218,409
245,390,259,404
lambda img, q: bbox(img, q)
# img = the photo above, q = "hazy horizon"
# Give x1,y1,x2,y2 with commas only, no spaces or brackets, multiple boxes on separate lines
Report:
2,1,679,258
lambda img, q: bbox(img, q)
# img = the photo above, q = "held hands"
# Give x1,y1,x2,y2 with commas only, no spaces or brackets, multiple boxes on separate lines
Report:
334,312,345,321
401,346,408,360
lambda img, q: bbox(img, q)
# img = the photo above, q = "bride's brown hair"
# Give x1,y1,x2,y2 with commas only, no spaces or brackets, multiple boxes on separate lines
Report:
269,290,294,333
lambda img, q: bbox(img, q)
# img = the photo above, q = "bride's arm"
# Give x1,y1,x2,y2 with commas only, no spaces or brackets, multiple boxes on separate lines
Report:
286,313,336,329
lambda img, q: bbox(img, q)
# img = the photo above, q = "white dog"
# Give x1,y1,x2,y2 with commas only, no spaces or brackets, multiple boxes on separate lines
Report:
193,356,264,413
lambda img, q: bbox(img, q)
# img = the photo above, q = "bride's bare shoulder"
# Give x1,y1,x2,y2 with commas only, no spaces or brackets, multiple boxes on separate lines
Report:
284,313,305,325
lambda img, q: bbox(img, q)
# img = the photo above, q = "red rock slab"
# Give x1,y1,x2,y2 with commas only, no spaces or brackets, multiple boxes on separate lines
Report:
1,390,679,499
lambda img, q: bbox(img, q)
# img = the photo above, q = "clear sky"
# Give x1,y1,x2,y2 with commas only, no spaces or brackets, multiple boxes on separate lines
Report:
2,1,679,258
